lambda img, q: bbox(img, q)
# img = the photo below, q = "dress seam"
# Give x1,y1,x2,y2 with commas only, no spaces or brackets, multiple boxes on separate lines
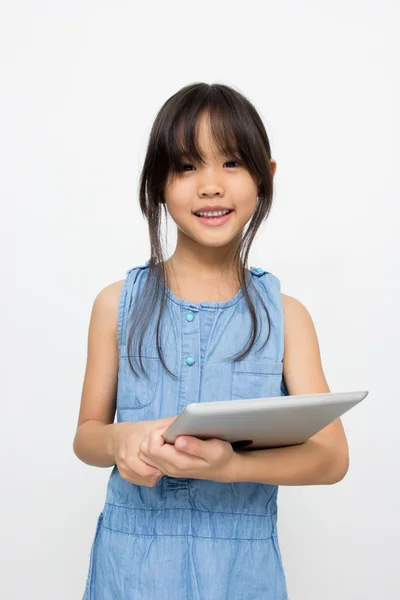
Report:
105,501,277,518
101,522,278,542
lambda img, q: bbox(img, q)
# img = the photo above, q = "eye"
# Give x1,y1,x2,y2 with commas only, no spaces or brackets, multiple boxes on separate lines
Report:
181,163,194,172
179,159,241,172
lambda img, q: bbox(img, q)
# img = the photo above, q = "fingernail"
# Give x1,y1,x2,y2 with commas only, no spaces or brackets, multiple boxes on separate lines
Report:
176,439,187,449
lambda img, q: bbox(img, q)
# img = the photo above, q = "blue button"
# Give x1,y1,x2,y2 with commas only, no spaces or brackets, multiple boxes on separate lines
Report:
185,312,195,322
186,356,195,366
255,267,263,273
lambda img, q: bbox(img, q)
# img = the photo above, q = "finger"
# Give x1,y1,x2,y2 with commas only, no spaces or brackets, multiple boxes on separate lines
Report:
152,416,179,435
138,451,161,469
147,426,167,456
137,439,162,471
138,432,160,460
122,469,162,486
174,436,222,460
138,446,204,478
139,434,150,455
153,440,207,469
163,414,179,424
135,455,162,477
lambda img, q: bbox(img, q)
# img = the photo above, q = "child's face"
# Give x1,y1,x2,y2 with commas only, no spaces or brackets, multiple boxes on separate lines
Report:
164,113,275,250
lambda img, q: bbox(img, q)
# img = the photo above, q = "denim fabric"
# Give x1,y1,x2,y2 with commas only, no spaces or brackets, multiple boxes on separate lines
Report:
83,259,289,599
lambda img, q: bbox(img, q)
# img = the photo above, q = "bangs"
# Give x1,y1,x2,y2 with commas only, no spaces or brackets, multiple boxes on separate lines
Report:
164,99,254,176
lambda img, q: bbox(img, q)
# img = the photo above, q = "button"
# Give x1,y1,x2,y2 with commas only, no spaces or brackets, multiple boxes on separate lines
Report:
186,356,195,366
185,312,195,322
251,266,264,276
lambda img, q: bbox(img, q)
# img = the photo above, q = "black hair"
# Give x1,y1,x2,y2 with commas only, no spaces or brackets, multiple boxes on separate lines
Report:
127,82,275,379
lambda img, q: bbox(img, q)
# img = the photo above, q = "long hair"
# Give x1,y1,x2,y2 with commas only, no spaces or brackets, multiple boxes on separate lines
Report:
127,82,275,379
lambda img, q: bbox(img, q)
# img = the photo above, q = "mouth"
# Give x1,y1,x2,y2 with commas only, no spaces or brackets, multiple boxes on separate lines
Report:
194,209,234,227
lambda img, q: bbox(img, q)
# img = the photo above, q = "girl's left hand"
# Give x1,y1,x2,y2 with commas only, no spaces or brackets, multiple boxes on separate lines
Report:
138,422,237,482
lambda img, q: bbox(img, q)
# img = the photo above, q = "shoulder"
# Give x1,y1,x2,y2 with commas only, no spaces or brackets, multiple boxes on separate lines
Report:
94,279,125,312
91,264,148,334
280,293,330,395
281,292,317,347
281,293,314,328
90,279,125,336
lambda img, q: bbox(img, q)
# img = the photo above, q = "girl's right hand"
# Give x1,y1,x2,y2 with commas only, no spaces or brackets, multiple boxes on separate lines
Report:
109,416,177,487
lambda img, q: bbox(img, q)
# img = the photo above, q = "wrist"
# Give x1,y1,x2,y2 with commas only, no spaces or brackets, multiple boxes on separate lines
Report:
105,421,142,462
104,423,118,461
105,422,132,461
218,450,245,483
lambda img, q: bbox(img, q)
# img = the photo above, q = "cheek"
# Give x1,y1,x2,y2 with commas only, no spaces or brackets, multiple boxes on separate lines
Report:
231,175,258,203
164,182,191,217
234,191,258,221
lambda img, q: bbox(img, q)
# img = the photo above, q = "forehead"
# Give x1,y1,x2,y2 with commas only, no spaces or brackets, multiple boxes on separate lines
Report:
177,111,237,159
177,115,209,155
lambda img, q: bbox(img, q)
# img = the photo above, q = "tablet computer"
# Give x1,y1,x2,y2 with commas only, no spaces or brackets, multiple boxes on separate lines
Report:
162,390,368,450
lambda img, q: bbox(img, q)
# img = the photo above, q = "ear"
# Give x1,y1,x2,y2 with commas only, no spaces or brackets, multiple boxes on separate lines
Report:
269,159,277,177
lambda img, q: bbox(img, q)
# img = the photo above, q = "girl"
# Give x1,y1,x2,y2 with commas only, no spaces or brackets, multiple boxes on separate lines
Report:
74,82,349,600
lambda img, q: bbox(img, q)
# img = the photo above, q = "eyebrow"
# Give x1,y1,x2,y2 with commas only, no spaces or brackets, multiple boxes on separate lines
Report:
179,150,239,162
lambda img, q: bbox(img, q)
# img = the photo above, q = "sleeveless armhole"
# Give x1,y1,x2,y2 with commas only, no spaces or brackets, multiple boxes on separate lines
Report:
117,273,130,352
263,271,290,396
117,267,139,352
258,271,285,364
117,264,149,352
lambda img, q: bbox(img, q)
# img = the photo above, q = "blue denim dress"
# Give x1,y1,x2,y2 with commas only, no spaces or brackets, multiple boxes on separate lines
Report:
83,259,289,599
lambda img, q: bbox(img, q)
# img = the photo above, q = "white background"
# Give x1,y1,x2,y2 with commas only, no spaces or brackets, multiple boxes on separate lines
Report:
1,2,399,599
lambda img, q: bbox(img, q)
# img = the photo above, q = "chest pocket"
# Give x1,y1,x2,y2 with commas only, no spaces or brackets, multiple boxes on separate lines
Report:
118,345,161,410
231,359,283,400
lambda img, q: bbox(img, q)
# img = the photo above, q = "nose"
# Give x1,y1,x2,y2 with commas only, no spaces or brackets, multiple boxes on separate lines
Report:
198,182,225,198
197,163,225,198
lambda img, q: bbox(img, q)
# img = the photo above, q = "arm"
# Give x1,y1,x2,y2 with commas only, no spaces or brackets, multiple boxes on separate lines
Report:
224,294,349,486
73,281,177,485
73,280,124,467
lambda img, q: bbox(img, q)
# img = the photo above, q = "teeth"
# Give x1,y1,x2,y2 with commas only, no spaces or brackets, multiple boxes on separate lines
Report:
196,209,231,217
